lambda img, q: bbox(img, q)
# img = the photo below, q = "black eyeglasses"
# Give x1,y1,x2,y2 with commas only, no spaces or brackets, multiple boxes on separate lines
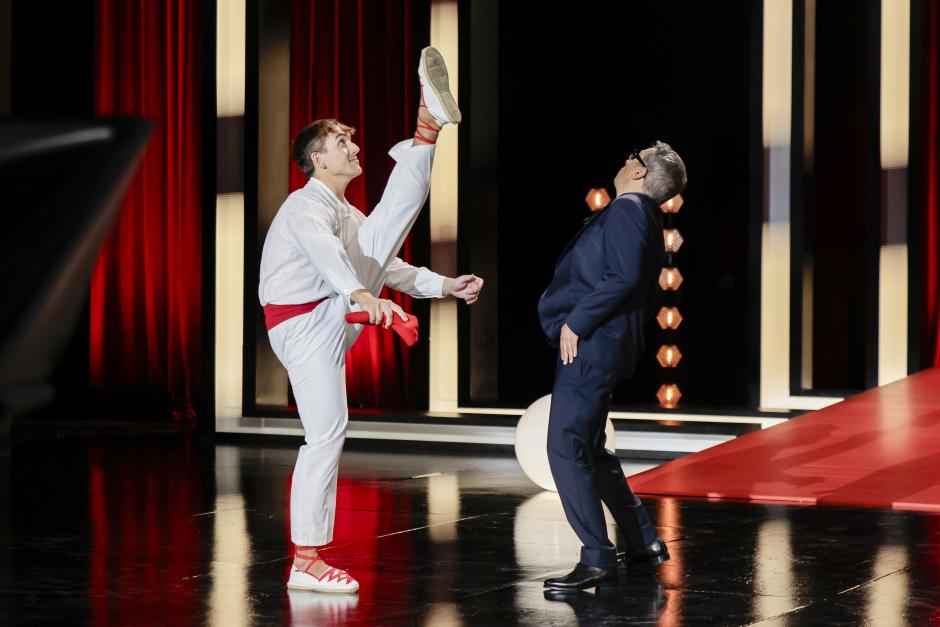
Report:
628,148,646,168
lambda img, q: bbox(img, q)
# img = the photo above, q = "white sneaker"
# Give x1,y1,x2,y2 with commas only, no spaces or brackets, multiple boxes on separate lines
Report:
287,564,360,594
418,47,461,125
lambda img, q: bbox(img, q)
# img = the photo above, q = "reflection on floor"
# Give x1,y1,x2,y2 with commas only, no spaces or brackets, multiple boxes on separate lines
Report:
1,433,939,625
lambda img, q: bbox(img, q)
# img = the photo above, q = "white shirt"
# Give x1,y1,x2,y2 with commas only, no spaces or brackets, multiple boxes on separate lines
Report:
258,176,445,306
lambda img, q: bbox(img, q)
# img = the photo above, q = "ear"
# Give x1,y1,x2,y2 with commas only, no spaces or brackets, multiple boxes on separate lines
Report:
311,151,325,170
632,166,647,180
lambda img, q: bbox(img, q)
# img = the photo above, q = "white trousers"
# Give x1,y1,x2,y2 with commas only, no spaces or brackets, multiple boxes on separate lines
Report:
267,140,435,546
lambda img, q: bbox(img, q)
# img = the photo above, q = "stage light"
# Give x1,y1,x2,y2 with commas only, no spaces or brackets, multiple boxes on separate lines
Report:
656,307,682,330
585,187,611,211
657,345,682,368
660,194,684,213
664,228,684,252
659,267,683,290
657,384,681,408
657,195,685,406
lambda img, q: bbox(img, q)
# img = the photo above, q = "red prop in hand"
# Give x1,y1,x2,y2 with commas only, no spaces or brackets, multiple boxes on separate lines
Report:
345,311,419,346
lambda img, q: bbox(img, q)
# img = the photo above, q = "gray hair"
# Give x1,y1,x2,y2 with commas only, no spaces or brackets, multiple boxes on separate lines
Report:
643,141,687,205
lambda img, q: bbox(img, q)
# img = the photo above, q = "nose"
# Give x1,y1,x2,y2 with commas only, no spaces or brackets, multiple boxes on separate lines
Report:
350,142,360,156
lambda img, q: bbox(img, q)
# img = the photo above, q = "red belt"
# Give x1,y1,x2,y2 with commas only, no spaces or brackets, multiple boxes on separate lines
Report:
263,299,326,330
263,299,420,346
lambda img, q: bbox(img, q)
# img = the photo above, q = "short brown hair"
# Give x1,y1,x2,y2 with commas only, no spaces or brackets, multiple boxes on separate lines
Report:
291,119,356,177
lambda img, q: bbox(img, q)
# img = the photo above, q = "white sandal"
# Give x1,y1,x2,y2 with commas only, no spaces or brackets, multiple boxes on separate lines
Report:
287,556,360,594
418,46,461,125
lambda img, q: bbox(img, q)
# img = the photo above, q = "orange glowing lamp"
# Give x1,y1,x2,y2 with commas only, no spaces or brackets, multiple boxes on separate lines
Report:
656,345,682,368
664,229,684,253
585,188,611,211
656,307,682,330
660,194,684,214
657,384,681,408
658,267,683,290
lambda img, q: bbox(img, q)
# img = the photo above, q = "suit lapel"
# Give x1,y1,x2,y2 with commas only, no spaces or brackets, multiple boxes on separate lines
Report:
556,209,604,266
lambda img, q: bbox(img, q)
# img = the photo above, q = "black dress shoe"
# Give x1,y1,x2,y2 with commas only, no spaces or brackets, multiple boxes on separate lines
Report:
543,562,618,590
623,538,670,571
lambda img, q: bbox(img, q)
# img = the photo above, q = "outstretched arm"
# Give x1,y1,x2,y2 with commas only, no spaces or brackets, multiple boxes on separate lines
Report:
383,257,447,298
384,257,484,304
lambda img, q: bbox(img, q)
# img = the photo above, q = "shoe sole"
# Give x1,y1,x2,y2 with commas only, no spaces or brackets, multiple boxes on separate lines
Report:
287,582,360,594
625,552,671,572
543,575,619,591
421,48,462,124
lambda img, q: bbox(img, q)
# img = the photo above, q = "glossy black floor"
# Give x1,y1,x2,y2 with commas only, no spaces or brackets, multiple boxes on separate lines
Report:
2,431,940,626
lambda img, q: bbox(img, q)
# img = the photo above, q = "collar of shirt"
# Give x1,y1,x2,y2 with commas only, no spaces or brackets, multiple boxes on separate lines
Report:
305,176,349,211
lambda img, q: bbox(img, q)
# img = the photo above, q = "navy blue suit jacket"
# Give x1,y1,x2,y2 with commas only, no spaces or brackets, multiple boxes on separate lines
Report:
537,192,664,380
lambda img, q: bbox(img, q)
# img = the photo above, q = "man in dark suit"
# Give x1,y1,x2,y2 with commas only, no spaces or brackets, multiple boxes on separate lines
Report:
538,141,687,590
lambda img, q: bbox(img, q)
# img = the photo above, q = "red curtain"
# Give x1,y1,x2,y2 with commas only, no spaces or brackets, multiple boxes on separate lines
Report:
925,0,940,368
91,0,203,416
289,0,427,408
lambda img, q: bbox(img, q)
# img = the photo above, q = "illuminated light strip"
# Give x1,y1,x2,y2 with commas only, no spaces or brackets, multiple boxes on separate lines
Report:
658,194,684,408
215,193,245,420
215,0,246,423
760,0,841,411
877,0,910,386
428,0,459,412
217,0,246,117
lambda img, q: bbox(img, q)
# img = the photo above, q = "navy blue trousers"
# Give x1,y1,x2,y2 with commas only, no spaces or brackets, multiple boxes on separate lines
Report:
547,357,657,568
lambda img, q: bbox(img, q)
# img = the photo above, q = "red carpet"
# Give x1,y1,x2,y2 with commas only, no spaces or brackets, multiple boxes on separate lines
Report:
629,367,940,512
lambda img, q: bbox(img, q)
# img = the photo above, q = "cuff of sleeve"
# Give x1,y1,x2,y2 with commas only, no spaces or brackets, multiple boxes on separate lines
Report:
565,314,589,338
340,282,368,308
419,273,446,298
388,138,435,161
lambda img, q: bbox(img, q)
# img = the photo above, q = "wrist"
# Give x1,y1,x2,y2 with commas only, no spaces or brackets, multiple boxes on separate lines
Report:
442,278,453,297
350,289,371,305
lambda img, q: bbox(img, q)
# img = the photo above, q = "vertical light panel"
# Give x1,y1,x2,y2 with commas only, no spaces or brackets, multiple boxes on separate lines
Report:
760,0,795,410
429,1,459,412
217,0,246,118
760,0,840,410
800,0,816,390
215,193,245,420
215,0,246,422
878,0,910,386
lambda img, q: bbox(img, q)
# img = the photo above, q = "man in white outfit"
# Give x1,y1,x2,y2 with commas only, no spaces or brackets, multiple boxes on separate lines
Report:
259,47,482,593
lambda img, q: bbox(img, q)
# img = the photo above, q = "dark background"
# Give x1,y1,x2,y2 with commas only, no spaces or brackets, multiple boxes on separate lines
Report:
11,0,96,411
468,1,761,409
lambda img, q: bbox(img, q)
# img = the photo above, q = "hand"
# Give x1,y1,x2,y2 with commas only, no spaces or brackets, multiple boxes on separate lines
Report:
350,290,408,328
560,323,579,365
445,274,484,305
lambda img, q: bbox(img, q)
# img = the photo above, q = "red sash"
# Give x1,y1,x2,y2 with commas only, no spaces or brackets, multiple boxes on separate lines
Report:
263,299,326,331
263,299,419,346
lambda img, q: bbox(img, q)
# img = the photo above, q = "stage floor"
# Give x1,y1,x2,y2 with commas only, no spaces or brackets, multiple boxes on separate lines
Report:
2,432,939,625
